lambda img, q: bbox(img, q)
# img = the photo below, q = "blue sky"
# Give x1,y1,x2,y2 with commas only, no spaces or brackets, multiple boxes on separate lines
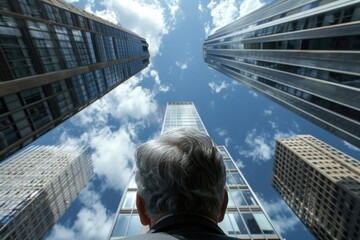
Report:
37,0,360,239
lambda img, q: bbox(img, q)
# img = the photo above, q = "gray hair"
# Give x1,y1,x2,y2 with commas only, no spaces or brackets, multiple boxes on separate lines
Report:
135,127,226,219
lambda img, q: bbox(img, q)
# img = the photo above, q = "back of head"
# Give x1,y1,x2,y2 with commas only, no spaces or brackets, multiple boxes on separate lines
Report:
135,127,226,220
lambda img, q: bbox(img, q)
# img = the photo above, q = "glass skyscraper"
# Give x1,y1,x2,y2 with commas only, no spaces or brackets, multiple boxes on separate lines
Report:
0,145,93,239
108,102,281,240
203,0,360,149
0,0,150,161
272,135,360,240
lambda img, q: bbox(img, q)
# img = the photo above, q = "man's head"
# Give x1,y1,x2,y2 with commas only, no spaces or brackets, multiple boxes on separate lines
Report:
135,127,227,226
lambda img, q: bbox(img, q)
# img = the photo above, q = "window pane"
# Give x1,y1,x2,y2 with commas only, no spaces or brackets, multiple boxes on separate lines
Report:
242,190,257,205
230,189,247,206
127,215,143,236
111,215,130,237
231,173,244,185
224,160,236,170
128,174,137,189
218,213,235,236
253,212,275,234
123,191,136,208
229,213,248,235
243,213,262,234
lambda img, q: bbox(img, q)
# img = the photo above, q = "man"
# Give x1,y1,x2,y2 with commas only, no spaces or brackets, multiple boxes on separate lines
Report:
125,127,237,239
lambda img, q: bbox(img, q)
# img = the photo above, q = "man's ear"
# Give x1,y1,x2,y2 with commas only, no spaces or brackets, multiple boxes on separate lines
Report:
136,192,151,226
218,189,228,222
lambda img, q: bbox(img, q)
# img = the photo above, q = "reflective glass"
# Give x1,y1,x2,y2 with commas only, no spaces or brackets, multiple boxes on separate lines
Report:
242,213,262,234
127,215,142,236
123,191,136,208
111,215,130,237
253,212,275,234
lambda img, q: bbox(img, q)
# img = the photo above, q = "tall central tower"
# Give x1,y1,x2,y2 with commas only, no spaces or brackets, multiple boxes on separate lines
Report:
108,102,281,239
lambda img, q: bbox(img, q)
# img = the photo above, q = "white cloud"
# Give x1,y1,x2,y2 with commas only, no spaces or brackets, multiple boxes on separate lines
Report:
257,195,301,235
239,129,272,162
175,61,188,70
150,70,170,92
47,189,114,240
85,0,180,57
64,0,79,3
205,0,264,36
224,137,231,148
198,2,203,12
269,121,277,129
236,159,245,169
215,128,227,137
248,90,258,98
343,141,360,152
209,81,229,94
239,127,297,163
264,109,273,116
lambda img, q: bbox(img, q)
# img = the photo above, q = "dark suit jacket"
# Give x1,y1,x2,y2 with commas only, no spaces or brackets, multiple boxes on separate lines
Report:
123,214,238,240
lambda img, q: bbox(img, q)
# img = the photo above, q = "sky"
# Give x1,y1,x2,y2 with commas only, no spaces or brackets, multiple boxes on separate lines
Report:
29,0,360,239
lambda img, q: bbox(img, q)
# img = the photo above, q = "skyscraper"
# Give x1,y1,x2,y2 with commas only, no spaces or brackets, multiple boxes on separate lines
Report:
272,135,360,240
203,0,360,148
0,145,93,239
108,102,281,239
0,0,150,160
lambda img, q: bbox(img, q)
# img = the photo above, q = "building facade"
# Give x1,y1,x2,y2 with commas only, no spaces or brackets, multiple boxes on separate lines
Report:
272,135,360,240
0,0,150,160
0,145,93,239
108,102,281,240
203,0,360,148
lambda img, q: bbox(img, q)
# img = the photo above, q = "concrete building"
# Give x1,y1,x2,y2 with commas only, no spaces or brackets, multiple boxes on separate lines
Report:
0,0,150,160
272,135,360,240
108,102,281,240
203,0,360,148
0,145,93,239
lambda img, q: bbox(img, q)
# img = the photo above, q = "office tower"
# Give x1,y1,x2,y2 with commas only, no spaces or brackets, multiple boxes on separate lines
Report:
272,135,360,240
0,145,93,239
108,102,281,239
0,0,150,161
203,0,360,148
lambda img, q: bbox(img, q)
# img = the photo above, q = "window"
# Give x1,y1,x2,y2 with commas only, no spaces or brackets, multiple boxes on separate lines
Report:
224,160,236,170
253,212,275,234
127,215,143,236
122,191,136,208
111,215,130,237
242,213,262,234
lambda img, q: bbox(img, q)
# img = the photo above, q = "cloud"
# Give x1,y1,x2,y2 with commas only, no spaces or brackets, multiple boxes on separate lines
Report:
198,2,203,12
239,129,272,162
248,90,258,98
239,128,296,163
236,159,245,169
47,189,114,240
175,61,188,70
150,70,170,92
64,0,79,3
269,121,277,129
224,137,231,147
215,128,228,137
85,0,180,57
205,0,264,35
264,109,273,116
343,141,360,152
209,81,229,94
257,195,301,235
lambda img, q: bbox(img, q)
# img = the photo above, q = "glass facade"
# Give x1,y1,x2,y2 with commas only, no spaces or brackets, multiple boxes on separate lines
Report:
0,0,150,161
203,0,360,149
0,145,93,239
108,102,280,239
272,135,360,240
